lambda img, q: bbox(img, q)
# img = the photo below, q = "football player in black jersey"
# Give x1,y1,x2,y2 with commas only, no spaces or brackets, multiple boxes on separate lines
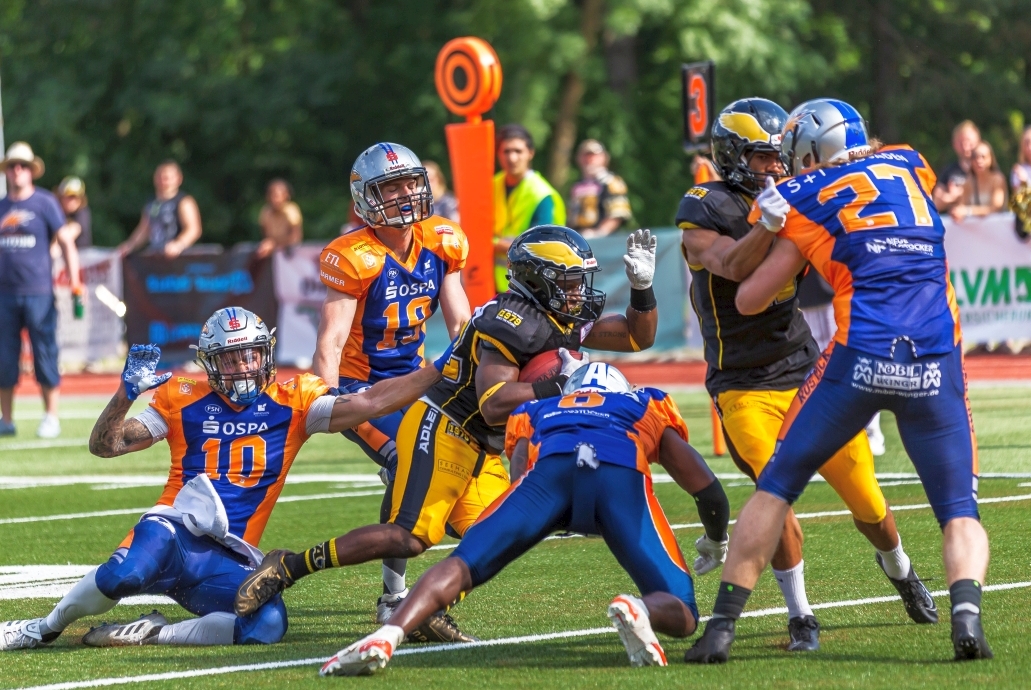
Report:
234,225,666,642
679,98,936,654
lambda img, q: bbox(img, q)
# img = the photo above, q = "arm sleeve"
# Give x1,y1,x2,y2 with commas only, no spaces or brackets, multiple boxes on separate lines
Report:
133,406,169,441
319,245,365,298
304,394,337,436
504,406,535,459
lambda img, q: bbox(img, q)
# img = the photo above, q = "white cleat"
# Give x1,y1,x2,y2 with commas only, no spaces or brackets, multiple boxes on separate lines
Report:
0,618,52,650
82,611,167,647
320,626,404,677
693,535,728,576
376,588,409,624
607,594,667,667
36,415,60,439
866,414,885,456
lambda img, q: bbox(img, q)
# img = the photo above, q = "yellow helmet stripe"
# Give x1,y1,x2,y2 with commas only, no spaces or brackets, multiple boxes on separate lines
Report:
718,112,771,145
523,240,585,269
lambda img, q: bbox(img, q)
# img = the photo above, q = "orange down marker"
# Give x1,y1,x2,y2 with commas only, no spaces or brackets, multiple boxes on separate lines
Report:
435,37,503,309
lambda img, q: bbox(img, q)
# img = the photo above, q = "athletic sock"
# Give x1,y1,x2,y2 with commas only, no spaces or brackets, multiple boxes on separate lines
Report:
691,479,730,541
382,558,407,596
711,581,752,621
773,561,815,619
950,579,983,616
282,541,338,580
876,540,912,580
43,568,118,636
156,612,236,645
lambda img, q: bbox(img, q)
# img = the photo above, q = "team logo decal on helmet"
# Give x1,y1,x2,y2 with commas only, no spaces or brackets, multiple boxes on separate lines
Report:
562,362,633,396
711,97,790,196
507,225,606,326
193,307,277,406
349,142,433,228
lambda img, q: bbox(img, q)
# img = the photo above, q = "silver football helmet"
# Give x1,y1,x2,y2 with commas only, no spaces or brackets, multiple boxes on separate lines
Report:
780,99,871,175
349,143,432,228
562,362,633,396
194,307,276,405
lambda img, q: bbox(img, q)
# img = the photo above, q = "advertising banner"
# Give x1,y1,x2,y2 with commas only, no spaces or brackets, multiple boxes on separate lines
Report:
272,244,326,366
943,213,1031,342
123,248,277,364
53,247,125,367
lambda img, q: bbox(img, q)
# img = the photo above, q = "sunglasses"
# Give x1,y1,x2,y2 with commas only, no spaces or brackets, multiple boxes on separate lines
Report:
6,162,32,171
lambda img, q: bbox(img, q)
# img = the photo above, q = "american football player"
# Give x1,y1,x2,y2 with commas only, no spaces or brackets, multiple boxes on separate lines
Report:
686,99,991,663
234,225,664,642
677,98,935,652
0,307,447,651
315,143,471,622
320,362,728,676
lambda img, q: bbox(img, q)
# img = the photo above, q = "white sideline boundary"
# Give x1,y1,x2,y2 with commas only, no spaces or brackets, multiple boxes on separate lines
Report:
16,581,1030,690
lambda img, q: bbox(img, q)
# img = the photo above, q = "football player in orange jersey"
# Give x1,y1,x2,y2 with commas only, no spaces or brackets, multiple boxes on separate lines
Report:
0,307,450,651
314,144,470,625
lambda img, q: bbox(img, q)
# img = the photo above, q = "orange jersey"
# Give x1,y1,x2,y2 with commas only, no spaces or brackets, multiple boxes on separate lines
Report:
147,373,328,546
320,215,468,382
505,387,689,474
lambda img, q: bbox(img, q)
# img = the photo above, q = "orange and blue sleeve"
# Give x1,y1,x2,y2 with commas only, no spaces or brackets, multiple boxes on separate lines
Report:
148,382,174,426
319,242,366,298
505,411,534,459
653,393,690,442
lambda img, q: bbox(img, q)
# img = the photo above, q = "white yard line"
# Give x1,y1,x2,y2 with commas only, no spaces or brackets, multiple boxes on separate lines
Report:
0,474,385,490
16,581,1030,690
0,439,90,451
0,490,386,525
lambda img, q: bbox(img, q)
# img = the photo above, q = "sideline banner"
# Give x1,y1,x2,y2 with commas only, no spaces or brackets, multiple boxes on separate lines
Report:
123,248,276,364
53,248,124,366
943,213,1031,342
272,245,326,366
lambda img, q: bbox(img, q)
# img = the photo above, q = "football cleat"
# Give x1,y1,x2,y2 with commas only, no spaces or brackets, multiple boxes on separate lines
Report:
876,553,938,624
235,549,295,617
952,610,993,661
787,615,820,652
683,617,736,664
82,611,167,647
607,594,667,667
320,627,403,677
376,589,409,624
406,611,479,643
693,535,728,576
0,618,56,650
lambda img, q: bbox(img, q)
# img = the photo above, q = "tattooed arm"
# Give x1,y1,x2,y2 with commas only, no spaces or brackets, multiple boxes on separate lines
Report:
89,387,157,458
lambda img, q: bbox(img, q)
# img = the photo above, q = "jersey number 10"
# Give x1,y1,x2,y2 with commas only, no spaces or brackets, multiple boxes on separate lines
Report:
817,163,933,232
202,437,267,488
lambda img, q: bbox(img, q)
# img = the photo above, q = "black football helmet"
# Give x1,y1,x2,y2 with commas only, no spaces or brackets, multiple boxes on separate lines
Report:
507,225,606,326
711,98,789,196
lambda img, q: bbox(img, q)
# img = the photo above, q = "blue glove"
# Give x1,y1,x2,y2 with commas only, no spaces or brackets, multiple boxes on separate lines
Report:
122,344,172,401
432,339,457,373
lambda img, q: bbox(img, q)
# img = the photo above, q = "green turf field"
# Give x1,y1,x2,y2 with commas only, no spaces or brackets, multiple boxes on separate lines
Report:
1,386,1029,689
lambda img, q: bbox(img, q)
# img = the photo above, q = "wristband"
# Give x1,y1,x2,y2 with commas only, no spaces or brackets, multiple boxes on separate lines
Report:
532,374,569,400
630,286,657,312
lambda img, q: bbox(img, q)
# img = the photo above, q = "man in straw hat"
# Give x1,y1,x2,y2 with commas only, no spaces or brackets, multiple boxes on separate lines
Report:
0,141,82,438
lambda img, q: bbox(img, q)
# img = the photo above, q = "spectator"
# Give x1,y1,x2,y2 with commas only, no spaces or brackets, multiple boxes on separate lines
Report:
493,123,566,291
117,160,202,259
933,120,980,212
567,139,632,239
0,142,82,439
1010,125,1031,193
56,176,91,248
256,178,302,259
951,140,1007,220
423,160,460,223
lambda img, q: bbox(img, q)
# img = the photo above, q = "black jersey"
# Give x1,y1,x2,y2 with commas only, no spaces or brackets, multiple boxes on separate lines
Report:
676,181,816,395
426,292,584,453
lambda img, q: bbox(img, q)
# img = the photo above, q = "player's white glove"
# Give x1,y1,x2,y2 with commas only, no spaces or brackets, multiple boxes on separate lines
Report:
623,228,657,290
693,534,728,576
558,347,589,378
756,176,790,232
122,344,172,401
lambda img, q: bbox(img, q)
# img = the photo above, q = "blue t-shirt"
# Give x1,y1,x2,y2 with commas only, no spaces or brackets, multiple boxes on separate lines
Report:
0,189,66,295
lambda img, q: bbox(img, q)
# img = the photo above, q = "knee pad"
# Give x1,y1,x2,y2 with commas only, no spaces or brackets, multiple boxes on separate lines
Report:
95,517,176,600
236,596,288,645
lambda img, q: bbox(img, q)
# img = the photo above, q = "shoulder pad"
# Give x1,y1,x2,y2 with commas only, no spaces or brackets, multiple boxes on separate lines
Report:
473,296,551,366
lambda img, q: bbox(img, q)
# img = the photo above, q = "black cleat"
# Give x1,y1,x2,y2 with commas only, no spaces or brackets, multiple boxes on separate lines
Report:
787,615,820,652
683,617,735,664
235,549,296,617
82,611,166,647
406,611,479,643
952,610,993,661
876,553,938,624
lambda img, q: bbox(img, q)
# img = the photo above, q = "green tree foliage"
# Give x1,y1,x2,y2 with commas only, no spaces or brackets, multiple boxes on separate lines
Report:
1,0,1029,245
